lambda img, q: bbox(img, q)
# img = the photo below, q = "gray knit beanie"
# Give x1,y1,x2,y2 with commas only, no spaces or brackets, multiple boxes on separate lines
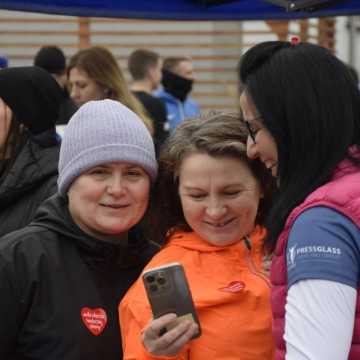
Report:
58,99,157,195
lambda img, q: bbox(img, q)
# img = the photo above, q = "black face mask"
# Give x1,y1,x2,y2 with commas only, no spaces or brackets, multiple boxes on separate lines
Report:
161,69,193,102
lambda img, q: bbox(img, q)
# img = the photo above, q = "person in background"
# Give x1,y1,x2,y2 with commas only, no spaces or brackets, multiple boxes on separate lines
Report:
128,48,169,155
0,99,159,360
0,66,62,237
155,56,200,132
239,40,360,360
34,45,77,125
120,112,275,360
68,46,153,134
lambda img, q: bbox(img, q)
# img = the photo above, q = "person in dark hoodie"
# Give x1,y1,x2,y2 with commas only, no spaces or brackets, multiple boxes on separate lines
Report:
0,99,159,360
0,66,63,237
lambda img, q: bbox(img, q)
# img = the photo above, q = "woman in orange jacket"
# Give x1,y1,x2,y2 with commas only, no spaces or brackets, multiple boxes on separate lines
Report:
119,112,276,359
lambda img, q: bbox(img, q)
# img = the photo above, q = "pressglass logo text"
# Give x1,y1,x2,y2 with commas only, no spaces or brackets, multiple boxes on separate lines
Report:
296,246,341,255
287,244,341,270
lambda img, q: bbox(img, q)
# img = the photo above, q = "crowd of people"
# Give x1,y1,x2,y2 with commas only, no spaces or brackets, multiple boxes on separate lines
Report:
0,39,359,360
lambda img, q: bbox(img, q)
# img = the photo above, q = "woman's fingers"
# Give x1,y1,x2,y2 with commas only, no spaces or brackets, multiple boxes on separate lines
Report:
142,313,178,352
142,314,199,356
144,313,177,339
158,321,198,356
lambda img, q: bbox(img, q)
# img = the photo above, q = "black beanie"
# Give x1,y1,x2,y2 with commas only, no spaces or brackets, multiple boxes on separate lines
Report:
0,66,63,135
34,46,66,75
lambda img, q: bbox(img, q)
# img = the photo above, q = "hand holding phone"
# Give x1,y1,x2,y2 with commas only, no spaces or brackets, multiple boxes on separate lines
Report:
142,262,201,338
142,313,198,357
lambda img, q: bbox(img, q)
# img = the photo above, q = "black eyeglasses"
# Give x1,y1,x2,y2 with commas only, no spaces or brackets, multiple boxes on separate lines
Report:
244,121,256,143
243,115,262,143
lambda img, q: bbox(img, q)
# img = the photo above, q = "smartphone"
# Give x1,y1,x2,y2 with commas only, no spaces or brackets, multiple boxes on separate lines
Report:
142,262,201,339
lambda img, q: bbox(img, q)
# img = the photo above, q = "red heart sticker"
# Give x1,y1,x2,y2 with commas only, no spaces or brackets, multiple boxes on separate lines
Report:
219,281,245,293
81,307,108,336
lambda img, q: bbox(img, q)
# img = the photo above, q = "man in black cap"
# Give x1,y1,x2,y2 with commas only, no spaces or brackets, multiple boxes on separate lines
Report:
34,46,77,125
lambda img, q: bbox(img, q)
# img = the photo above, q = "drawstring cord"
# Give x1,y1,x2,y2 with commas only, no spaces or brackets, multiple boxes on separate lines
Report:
244,236,271,288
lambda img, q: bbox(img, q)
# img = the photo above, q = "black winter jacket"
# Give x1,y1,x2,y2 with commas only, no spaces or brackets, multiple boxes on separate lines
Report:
0,194,159,360
0,136,60,237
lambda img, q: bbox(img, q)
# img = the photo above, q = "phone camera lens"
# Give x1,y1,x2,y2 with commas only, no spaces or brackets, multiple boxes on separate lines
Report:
146,275,155,283
157,276,166,285
150,284,158,292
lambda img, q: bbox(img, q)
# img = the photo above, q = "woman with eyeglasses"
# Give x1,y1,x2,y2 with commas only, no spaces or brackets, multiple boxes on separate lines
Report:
239,40,360,360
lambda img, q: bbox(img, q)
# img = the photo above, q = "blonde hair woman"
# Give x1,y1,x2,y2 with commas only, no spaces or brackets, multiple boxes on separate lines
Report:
68,46,153,133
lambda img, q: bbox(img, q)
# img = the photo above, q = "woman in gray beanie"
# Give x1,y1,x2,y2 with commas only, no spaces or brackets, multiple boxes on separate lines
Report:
0,66,63,237
0,99,159,360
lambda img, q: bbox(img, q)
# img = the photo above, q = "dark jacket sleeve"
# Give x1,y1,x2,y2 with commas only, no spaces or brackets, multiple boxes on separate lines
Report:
37,175,58,204
0,255,20,358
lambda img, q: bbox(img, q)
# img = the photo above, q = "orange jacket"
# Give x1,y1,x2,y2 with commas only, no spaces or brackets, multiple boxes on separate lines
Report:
120,227,274,360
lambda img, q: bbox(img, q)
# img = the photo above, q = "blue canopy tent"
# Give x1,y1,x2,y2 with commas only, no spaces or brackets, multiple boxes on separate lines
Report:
0,0,359,20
